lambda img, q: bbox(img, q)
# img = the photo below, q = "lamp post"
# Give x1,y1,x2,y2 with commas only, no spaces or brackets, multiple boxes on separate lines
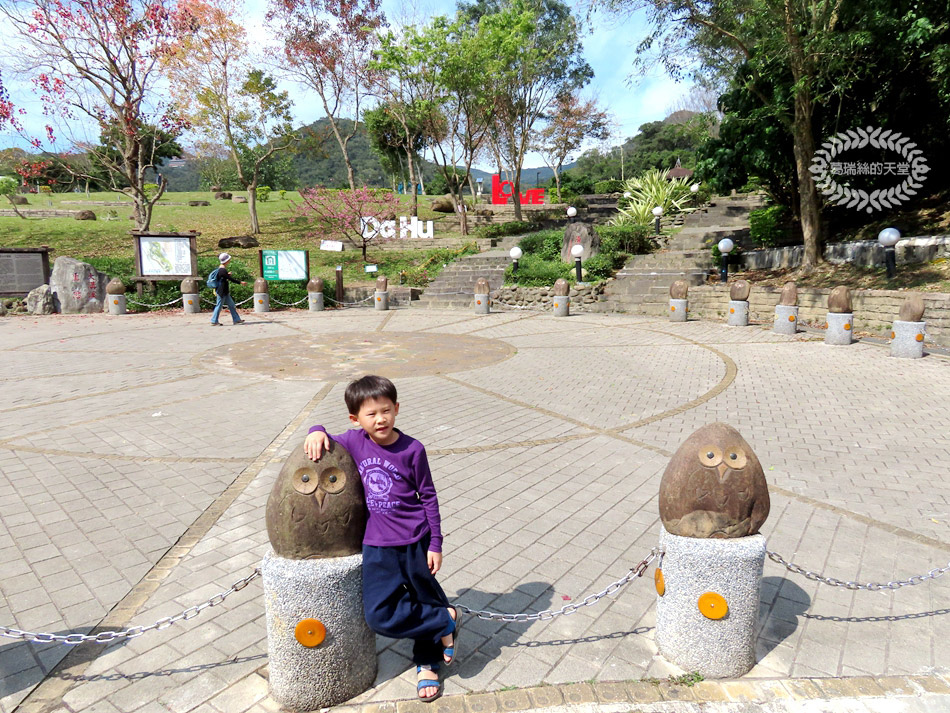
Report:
476,177,483,201
571,243,584,283
718,238,735,283
510,246,523,276
652,205,663,235
690,183,700,205
536,170,540,188
878,227,900,278
567,205,577,224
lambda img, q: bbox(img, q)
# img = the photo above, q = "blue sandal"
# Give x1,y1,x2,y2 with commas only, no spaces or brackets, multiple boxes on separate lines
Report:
416,664,442,701
443,606,461,665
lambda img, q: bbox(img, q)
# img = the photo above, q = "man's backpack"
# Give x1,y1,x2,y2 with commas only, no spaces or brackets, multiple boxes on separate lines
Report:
207,267,220,289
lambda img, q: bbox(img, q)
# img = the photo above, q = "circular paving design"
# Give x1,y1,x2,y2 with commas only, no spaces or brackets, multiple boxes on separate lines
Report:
196,331,516,381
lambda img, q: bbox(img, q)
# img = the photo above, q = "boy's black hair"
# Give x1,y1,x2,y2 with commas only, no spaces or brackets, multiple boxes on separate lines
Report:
345,375,397,415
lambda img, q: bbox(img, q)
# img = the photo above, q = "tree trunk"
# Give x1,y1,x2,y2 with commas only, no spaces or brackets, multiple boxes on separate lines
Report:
6,197,26,219
248,183,260,234
791,97,821,273
405,151,418,218
453,189,469,235
512,171,523,222
553,168,562,203
467,174,478,203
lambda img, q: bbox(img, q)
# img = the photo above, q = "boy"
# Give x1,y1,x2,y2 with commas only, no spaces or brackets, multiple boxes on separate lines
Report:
210,252,246,326
304,375,459,702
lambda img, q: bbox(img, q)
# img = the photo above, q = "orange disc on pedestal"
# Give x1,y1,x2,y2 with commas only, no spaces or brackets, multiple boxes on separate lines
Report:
698,592,728,620
654,568,665,596
916,334,924,342
789,315,795,322
844,323,851,330
730,308,735,314
671,305,676,312
295,618,326,647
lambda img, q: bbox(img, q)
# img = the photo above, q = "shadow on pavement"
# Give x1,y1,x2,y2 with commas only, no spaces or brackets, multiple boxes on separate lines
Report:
757,576,810,657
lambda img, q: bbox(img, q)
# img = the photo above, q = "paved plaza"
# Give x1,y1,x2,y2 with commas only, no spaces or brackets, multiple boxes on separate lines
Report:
1,306,950,713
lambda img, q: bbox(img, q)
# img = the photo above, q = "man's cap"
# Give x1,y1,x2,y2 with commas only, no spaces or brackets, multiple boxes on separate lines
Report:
218,252,231,264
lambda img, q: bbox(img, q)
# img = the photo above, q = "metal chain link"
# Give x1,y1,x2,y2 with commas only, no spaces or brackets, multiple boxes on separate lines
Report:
0,568,261,646
271,296,309,307
457,548,660,622
324,294,376,307
767,550,950,590
125,296,183,308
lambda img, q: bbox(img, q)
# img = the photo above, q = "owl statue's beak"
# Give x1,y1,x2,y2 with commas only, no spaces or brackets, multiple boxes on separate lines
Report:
315,489,327,510
717,462,729,480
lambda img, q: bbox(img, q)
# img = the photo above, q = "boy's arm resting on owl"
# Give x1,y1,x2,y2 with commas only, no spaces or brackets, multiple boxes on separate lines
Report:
304,426,331,461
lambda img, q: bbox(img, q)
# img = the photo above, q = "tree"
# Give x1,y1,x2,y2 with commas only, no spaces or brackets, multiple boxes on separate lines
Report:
165,0,297,233
364,103,426,193
268,0,385,191
535,93,610,202
0,0,193,230
461,0,593,221
293,186,401,260
0,175,26,218
596,0,873,272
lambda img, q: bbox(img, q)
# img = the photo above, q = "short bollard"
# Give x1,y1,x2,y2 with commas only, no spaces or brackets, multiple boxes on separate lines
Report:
669,280,687,322
727,280,750,326
474,277,490,315
263,442,376,710
656,423,770,678
773,281,797,335
254,277,270,313
891,295,926,358
374,275,389,311
552,278,570,317
825,285,852,345
106,278,126,315
181,277,200,314
307,277,324,312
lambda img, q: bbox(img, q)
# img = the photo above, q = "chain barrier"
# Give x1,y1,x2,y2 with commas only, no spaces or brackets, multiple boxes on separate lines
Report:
767,550,950,590
421,290,474,297
234,296,253,306
0,568,261,646
457,548,660,622
324,294,376,307
271,296,309,307
125,296,183,309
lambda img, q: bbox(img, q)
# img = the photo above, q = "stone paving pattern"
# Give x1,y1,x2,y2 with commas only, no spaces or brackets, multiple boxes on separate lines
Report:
0,308,949,713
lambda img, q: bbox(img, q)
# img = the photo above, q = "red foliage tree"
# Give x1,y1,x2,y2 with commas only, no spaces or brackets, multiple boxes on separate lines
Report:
292,186,401,261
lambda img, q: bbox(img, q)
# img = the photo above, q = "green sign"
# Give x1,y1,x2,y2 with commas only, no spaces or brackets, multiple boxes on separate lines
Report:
262,250,308,280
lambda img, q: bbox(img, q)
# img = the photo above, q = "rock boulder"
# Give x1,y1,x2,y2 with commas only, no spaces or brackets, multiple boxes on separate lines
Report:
26,284,55,314
561,222,600,263
49,257,109,313
218,235,260,249
74,210,96,221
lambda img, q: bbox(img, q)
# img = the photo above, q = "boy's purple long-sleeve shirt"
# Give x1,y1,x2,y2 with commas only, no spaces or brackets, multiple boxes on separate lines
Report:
309,425,443,552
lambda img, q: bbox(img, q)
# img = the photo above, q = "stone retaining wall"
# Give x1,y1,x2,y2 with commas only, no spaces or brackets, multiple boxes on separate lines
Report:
741,235,950,270
683,285,950,345
491,283,607,312
0,209,82,218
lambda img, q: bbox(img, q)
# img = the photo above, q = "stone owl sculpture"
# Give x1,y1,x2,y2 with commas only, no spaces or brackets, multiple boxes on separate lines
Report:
659,423,770,538
266,439,366,559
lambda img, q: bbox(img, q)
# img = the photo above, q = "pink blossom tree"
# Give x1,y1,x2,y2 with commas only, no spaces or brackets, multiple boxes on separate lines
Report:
0,0,194,230
293,186,401,261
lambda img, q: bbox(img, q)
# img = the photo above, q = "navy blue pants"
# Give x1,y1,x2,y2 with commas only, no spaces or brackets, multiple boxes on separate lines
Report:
362,535,451,665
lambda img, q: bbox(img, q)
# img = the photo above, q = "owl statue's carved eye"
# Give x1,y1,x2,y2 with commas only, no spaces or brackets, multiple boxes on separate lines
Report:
699,446,723,467
320,467,346,494
726,449,748,468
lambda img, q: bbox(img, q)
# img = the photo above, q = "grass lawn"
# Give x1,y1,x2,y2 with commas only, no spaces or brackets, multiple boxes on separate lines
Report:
0,190,468,287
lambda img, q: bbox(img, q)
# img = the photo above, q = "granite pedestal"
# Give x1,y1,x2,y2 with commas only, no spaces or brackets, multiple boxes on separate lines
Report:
669,299,687,322
773,305,798,335
553,295,570,317
825,312,853,345
655,526,765,678
474,293,490,314
309,292,324,312
727,300,749,326
375,290,389,310
107,294,126,315
254,293,270,313
182,293,200,314
262,551,376,711
891,320,926,358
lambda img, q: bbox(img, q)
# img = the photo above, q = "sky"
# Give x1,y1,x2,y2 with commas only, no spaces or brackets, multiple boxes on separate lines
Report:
0,0,691,172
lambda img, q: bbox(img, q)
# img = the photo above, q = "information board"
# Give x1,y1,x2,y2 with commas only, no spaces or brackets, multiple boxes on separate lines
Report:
0,247,52,296
132,233,199,280
261,250,309,281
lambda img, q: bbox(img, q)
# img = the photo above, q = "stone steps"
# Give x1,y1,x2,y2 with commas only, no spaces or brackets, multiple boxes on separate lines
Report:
414,254,509,309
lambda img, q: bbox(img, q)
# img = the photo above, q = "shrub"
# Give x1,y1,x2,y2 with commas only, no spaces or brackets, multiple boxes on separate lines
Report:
255,185,272,202
143,183,160,200
594,179,624,194
596,224,654,255
505,253,573,286
279,189,287,200
748,205,787,247
582,253,619,280
611,169,693,227
476,221,535,240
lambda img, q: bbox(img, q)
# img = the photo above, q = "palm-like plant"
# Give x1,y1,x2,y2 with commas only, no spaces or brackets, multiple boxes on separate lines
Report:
610,169,694,227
